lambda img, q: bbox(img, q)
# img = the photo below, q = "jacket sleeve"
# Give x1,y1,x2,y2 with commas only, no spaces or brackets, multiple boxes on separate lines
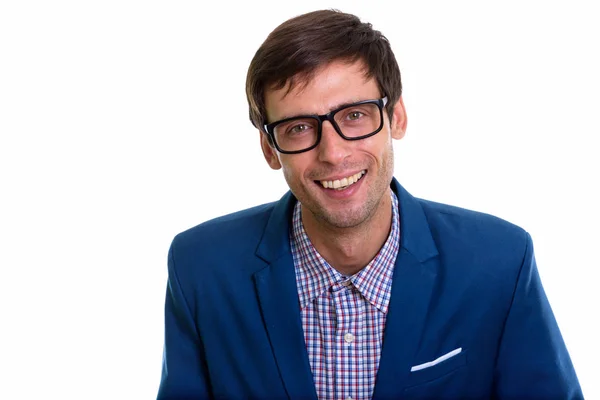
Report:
157,239,212,399
493,232,583,398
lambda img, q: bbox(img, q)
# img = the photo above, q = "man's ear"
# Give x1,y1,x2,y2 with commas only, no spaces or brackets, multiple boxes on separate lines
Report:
260,132,282,170
390,96,408,140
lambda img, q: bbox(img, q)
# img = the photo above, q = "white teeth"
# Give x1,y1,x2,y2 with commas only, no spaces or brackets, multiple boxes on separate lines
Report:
319,170,365,190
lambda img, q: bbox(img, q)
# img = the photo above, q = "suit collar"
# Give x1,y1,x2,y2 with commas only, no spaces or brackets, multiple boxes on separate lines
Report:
255,190,296,264
390,178,438,262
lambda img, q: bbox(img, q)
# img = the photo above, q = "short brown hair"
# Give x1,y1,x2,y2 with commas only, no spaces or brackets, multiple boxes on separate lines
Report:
245,9,402,137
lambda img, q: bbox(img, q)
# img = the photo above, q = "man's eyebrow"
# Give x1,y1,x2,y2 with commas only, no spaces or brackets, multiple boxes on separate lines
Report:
274,98,367,122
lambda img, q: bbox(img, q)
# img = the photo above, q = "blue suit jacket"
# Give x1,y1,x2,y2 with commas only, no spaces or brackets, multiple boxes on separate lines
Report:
158,179,582,399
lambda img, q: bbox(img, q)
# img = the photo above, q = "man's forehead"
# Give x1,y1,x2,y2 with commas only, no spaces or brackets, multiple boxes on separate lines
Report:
264,60,375,120
268,60,371,98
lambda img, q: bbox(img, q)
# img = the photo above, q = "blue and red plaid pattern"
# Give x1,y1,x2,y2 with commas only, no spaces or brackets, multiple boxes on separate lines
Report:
291,190,400,400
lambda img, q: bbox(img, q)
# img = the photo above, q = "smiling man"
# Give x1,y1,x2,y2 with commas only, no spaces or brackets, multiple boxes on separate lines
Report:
157,9,582,400
260,59,405,277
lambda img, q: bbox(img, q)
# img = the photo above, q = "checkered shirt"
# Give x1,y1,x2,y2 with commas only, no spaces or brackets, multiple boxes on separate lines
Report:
290,190,400,400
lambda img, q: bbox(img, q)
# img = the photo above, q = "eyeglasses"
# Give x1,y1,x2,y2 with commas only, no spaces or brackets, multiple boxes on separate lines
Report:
263,97,388,154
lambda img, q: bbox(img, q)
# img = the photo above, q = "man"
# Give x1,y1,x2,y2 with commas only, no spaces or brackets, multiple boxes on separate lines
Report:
157,9,582,400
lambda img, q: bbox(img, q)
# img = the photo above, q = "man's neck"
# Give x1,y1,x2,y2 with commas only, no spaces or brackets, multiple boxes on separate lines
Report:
301,193,393,276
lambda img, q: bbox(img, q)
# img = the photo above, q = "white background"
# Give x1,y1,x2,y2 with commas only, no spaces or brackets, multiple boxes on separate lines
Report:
1,1,598,398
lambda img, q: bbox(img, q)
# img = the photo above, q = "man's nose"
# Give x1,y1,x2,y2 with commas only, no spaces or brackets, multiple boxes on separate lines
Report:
317,121,351,164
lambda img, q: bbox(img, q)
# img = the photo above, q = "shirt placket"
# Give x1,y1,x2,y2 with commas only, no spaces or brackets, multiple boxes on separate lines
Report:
332,281,365,400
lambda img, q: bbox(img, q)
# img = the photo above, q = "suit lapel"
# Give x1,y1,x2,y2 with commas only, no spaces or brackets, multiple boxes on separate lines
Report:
253,192,318,400
373,180,440,398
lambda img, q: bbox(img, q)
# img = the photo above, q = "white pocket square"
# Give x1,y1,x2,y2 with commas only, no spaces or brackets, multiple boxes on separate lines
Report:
410,347,462,372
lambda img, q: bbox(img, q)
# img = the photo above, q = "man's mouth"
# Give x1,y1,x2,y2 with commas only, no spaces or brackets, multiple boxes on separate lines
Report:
317,170,366,191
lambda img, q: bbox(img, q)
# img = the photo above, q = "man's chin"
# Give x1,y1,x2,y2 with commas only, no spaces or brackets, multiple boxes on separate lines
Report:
310,206,369,230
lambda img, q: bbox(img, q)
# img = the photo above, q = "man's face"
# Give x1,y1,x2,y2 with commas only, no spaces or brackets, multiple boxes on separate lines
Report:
261,59,407,230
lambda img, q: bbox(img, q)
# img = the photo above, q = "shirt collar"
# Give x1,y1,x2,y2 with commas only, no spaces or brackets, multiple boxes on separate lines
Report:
291,189,400,314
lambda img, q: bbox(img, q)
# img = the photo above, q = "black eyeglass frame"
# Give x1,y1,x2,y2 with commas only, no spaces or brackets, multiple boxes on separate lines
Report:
263,96,389,154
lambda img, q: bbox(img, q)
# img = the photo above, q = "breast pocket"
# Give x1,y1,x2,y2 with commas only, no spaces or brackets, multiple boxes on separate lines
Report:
405,348,468,388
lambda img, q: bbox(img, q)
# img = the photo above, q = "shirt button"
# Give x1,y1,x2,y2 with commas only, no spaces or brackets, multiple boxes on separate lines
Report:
344,332,354,343
347,397,353,400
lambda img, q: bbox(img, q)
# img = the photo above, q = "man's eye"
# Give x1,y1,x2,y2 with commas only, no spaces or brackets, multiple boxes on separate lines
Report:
348,111,363,120
290,124,309,133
